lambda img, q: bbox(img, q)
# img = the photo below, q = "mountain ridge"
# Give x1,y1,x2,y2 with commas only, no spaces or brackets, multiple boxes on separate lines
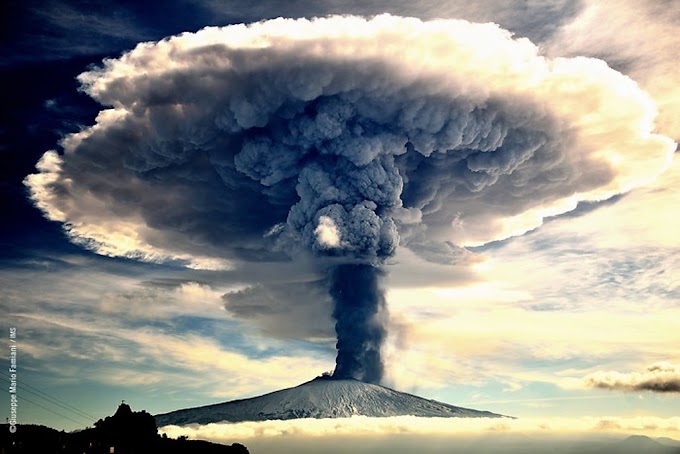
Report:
155,376,506,426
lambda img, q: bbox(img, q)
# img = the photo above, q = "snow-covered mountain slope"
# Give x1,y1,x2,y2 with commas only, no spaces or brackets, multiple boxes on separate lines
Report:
155,377,505,426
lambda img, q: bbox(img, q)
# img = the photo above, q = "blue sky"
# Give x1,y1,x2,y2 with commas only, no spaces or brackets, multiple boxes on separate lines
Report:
1,1,679,449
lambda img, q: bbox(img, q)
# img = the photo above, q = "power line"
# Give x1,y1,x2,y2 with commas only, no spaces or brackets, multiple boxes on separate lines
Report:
0,372,97,424
1,378,89,427
0,370,96,420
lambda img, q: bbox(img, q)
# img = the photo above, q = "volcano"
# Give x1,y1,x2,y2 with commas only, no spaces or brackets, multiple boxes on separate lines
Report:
154,376,506,426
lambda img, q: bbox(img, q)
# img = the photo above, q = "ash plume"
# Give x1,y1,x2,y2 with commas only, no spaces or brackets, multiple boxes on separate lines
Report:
25,15,675,383
585,363,680,394
330,264,387,383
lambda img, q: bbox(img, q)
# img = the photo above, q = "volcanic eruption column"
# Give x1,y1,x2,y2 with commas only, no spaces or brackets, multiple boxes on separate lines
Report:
25,16,676,385
329,264,387,383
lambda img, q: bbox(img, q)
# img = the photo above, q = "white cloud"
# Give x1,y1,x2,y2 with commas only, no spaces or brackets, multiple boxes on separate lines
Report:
534,158,680,251
16,311,331,400
1,258,331,401
100,281,230,320
547,0,680,140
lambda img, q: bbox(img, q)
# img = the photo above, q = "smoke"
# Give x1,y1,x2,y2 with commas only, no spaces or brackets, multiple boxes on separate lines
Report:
330,264,387,382
585,363,680,394
24,15,675,382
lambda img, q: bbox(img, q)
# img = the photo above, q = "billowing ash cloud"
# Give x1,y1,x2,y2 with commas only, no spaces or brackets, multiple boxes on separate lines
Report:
25,15,675,382
585,363,680,393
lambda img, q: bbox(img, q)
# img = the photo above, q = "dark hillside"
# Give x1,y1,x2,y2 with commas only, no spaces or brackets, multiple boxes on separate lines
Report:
1,403,248,454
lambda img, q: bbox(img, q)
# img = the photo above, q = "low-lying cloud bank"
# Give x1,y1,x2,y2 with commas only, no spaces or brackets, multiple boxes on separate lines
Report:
160,415,680,453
